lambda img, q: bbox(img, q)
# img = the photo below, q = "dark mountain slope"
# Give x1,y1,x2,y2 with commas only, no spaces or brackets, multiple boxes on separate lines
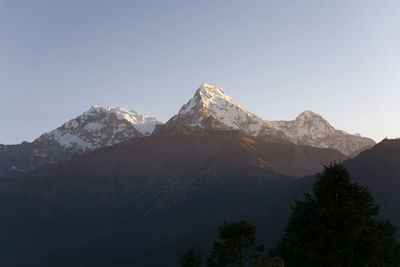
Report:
344,139,400,229
151,124,346,178
0,125,345,266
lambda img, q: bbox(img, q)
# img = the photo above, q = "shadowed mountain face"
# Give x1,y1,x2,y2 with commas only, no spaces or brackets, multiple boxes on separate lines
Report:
151,124,347,178
0,125,346,266
344,139,400,229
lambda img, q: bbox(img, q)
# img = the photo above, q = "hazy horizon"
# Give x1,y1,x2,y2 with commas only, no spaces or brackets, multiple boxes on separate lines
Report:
2,0,400,144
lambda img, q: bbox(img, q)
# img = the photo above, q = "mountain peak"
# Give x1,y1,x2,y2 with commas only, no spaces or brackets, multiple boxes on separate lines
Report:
169,83,271,136
193,83,235,109
296,110,324,120
178,83,236,117
270,110,375,155
83,106,161,135
197,83,226,95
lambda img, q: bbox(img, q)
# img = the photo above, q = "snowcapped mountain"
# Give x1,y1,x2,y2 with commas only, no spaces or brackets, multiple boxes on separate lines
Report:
167,83,375,155
43,105,161,151
0,106,162,174
167,83,278,136
269,111,376,155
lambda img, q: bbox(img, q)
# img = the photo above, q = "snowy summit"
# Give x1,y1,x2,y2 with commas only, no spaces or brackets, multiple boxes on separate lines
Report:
43,105,162,151
169,83,275,136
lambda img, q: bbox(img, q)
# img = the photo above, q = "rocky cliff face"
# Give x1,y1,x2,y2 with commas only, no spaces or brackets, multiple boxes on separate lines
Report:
167,83,375,155
0,106,162,174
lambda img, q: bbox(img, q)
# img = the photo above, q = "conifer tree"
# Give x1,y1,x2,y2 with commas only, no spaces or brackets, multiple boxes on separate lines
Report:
181,246,202,267
274,162,400,267
207,220,263,267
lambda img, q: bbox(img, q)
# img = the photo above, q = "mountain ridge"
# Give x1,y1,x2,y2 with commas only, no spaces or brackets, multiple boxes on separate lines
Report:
167,83,375,155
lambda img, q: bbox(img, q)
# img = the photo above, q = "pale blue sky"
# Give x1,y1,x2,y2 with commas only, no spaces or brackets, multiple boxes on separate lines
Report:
1,0,400,144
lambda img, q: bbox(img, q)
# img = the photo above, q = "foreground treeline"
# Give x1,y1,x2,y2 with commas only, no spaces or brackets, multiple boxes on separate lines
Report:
181,163,400,267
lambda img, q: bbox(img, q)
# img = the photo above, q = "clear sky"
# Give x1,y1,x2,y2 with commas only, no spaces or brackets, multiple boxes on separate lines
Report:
1,0,400,144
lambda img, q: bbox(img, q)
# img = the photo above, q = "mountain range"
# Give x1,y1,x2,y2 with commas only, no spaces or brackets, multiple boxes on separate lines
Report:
0,83,374,175
0,83,392,267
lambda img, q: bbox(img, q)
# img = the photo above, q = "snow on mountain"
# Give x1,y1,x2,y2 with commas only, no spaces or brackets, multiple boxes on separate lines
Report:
270,110,336,140
40,106,162,151
168,83,375,155
269,111,376,155
0,106,162,174
168,83,277,136
94,106,161,136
